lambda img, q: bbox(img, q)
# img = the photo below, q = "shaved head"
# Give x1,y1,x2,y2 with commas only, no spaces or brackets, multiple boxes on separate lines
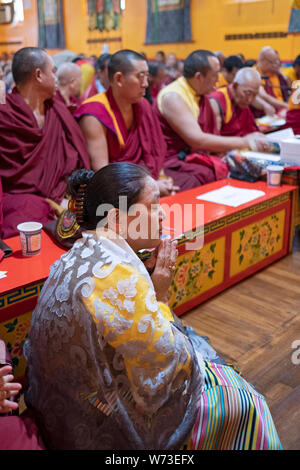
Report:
12,47,49,85
258,46,277,61
231,67,261,108
56,62,82,86
258,46,281,74
233,67,261,86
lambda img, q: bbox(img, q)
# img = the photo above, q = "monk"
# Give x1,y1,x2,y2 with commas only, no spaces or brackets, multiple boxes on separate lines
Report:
282,55,300,87
284,80,300,135
209,67,260,137
81,53,111,101
0,47,90,239
55,62,82,114
215,55,244,89
155,49,263,191
251,46,289,117
75,49,178,196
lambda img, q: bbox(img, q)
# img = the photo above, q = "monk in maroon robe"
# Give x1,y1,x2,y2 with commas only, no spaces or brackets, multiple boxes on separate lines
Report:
284,84,300,135
209,67,260,138
75,49,178,197
155,50,261,191
0,338,45,450
0,48,90,239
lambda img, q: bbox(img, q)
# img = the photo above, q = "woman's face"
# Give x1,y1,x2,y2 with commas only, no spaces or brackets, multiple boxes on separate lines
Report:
122,176,165,252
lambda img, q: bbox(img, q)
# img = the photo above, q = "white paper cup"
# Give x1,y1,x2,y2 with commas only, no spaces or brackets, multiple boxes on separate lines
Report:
17,222,43,256
266,165,284,187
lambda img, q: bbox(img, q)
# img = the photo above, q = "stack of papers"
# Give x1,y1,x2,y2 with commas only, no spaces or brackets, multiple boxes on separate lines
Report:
196,185,265,207
242,128,296,164
281,138,300,164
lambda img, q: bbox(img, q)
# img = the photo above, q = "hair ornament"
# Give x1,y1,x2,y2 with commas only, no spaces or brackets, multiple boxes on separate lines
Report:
68,183,87,224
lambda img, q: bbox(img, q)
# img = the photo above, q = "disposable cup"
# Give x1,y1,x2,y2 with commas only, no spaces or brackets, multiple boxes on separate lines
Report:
17,222,43,256
266,165,284,187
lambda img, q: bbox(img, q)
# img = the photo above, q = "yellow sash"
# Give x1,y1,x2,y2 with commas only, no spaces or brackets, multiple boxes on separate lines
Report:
216,73,228,89
157,76,200,120
288,94,300,110
282,66,296,83
256,66,283,101
83,92,125,147
218,86,233,124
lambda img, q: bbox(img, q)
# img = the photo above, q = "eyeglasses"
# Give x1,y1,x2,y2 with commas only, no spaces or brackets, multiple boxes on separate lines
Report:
263,57,281,66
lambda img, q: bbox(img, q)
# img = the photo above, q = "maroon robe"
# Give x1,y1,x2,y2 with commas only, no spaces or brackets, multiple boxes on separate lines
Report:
54,89,79,115
0,89,90,239
74,87,167,180
209,86,258,137
0,178,2,237
285,109,300,135
154,95,228,191
0,339,45,450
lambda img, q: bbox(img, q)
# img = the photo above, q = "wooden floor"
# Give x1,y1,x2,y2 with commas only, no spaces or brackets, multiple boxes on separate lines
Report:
181,232,300,450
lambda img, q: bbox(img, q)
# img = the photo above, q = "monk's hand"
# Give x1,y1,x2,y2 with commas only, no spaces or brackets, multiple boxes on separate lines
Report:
158,178,180,196
0,365,22,414
151,238,178,304
0,81,6,105
244,132,266,151
263,103,276,117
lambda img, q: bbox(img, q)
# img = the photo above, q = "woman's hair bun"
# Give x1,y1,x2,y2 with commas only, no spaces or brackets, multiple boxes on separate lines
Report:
67,169,94,198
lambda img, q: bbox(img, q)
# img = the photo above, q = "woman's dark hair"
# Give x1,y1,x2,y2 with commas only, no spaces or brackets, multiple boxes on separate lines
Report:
67,163,150,229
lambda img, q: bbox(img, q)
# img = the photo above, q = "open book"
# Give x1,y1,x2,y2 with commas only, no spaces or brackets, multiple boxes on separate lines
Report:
242,128,298,164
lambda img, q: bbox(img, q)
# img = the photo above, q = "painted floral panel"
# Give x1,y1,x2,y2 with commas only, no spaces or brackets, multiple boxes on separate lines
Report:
168,237,225,310
0,311,32,379
230,209,285,277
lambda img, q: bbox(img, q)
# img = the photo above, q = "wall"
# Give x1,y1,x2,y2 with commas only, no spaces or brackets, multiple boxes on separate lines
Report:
0,0,38,54
0,0,124,56
123,0,299,62
0,0,299,61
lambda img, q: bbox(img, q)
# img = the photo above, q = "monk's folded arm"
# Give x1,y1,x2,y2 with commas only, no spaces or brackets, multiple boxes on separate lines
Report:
161,92,249,152
79,115,109,171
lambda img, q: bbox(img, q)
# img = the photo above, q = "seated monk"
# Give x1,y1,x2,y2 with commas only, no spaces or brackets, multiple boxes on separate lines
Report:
285,80,300,135
282,55,300,87
0,47,90,239
209,67,260,137
74,49,178,196
215,55,244,89
55,62,82,114
251,46,289,118
81,53,111,101
154,50,262,191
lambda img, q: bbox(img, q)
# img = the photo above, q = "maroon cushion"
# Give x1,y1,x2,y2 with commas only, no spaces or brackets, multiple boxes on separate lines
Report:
0,416,45,450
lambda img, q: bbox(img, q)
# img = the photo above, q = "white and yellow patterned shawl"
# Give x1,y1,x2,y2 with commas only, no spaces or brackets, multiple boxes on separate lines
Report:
24,232,204,450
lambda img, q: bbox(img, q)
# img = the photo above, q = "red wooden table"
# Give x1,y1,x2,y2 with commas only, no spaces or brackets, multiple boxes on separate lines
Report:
0,231,66,378
160,178,297,316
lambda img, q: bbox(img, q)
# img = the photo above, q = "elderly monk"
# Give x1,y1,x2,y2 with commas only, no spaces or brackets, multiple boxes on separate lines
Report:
155,50,262,191
75,49,177,196
209,67,260,137
55,62,82,114
0,47,90,239
251,46,289,118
